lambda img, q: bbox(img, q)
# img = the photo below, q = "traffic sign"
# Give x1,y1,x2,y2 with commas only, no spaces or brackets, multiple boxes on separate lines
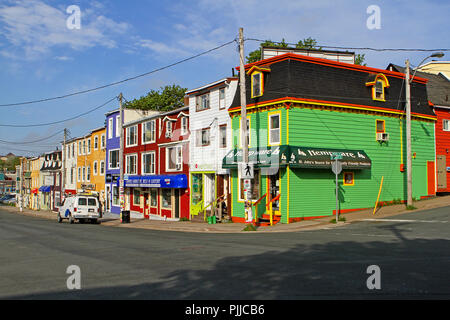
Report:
332,161,342,175
331,152,343,160
239,162,254,179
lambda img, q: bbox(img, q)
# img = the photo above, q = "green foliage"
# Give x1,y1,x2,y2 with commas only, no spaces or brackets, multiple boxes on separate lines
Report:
406,205,417,210
242,223,257,231
355,54,366,66
330,216,346,223
296,37,320,50
0,156,21,171
124,84,187,111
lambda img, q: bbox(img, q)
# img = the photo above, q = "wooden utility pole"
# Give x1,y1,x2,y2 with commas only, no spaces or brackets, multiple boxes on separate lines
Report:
119,93,125,217
405,59,412,207
62,128,67,199
239,28,248,164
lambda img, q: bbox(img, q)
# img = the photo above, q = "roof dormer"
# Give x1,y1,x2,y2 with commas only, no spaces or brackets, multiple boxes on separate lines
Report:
366,73,390,102
247,66,271,99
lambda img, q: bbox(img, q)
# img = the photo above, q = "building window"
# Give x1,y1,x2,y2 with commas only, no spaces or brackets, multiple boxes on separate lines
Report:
443,119,450,131
86,166,91,182
126,154,137,175
108,118,113,139
161,189,172,209
376,120,385,133
239,169,260,201
219,124,227,148
366,73,389,102
142,120,156,144
94,136,98,150
70,168,74,184
269,113,281,145
78,167,81,182
82,140,86,155
109,150,119,169
82,167,85,182
87,139,91,154
101,134,106,149
116,116,121,137
100,161,105,175
78,141,82,155
112,186,119,206
343,172,354,186
181,117,188,135
126,126,137,147
196,128,210,147
165,121,173,138
219,88,226,109
72,143,75,158
166,146,182,171
93,161,98,176
133,189,140,206
251,72,263,98
150,189,158,207
142,152,155,175
196,93,210,111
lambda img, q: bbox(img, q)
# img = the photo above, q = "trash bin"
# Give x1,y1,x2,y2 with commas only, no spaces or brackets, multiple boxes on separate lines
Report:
207,216,212,224
211,216,216,224
121,210,130,223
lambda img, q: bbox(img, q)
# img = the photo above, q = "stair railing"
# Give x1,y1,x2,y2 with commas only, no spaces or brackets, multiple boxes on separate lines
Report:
252,192,267,223
203,194,225,222
266,194,281,226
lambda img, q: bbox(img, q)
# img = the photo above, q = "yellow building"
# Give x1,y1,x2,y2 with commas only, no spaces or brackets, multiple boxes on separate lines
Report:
417,61,450,79
76,127,106,197
30,157,42,210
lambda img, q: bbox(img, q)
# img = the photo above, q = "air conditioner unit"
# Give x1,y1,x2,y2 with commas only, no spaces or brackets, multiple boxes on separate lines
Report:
165,131,172,138
176,163,182,170
376,132,389,141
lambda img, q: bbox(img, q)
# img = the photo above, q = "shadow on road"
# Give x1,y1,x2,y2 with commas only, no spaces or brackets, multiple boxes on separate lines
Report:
7,233,450,299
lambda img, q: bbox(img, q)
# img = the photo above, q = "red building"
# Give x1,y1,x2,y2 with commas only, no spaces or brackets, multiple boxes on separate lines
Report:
122,106,190,219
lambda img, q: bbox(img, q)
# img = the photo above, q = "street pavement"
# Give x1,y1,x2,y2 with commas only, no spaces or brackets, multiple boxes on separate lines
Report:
0,203,449,299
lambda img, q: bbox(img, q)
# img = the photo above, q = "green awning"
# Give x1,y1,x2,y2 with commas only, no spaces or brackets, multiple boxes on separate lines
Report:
222,145,371,170
288,146,371,169
222,145,289,169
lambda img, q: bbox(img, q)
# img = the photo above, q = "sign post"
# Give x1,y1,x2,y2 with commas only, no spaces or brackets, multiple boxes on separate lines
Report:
331,153,343,223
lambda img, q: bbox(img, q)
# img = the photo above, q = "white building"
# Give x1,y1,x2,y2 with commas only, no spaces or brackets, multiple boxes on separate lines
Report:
186,77,238,219
62,137,78,195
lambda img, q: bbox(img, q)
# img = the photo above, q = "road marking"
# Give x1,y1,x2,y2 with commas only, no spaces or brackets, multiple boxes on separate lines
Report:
363,219,448,223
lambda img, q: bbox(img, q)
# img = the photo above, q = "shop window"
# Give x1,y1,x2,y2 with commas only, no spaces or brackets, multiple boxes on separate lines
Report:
150,189,158,207
191,174,203,205
112,186,119,206
133,189,140,206
161,189,172,209
239,170,260,201
343,172,354,186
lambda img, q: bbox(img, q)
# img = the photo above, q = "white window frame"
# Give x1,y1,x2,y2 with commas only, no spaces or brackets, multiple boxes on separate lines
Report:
116,116,121,138
82,167,85,182
108,118,113,139
443,119,450,131
196,93,210,111
142,151,156,175
87,138,91,154
125,154,138,175
100,160,105,176
219,88,226,109
101,134,106,149
219,124,227,148
87,166,91,182
181,117,188,135
166,146,183,172
126,125,138,147
269,113,281,146
94,136,99,150
78,167,81,182
93,161,98,176
142,120,156,144
108,149,120,169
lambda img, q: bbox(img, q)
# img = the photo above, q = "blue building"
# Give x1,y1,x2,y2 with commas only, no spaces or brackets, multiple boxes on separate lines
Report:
105,109,121,214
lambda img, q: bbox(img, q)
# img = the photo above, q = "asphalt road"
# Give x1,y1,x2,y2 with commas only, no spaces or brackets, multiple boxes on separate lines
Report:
0,206,449,299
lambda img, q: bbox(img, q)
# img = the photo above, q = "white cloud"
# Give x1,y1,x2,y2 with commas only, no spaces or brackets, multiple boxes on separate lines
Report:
0,0,130,60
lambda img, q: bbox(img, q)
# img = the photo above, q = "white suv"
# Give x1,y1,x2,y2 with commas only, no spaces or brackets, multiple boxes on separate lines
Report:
58,195,101,224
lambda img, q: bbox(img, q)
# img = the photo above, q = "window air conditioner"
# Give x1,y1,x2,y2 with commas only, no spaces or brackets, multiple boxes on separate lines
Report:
166,131,172,138
376,132,389,141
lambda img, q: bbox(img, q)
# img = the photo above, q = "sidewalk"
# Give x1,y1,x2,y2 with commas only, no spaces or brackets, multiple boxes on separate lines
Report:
2,195,450,233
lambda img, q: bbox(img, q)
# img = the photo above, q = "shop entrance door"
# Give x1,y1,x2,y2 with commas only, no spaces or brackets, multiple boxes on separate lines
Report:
268,172,280,214
174,189,180,219
204,174,215,215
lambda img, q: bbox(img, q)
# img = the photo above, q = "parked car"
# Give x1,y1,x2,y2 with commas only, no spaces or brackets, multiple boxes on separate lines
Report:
0,194,15,204
58,194,101,224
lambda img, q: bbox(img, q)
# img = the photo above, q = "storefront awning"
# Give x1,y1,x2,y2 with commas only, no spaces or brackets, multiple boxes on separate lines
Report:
222,145,290,169
120,174,188,189
39,186,51,192
222,145,371,170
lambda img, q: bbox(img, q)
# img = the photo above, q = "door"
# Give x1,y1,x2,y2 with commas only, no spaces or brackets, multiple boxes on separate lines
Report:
427,161,436,195
437,155,447,190
174,189,180,219
268,171,280,213
105,186,111,212
143,192,149,218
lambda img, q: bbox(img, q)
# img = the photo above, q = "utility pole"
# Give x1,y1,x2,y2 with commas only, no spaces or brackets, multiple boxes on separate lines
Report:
19,160,23,212
62,128,67,200
405,59,412,207
118,93,125,218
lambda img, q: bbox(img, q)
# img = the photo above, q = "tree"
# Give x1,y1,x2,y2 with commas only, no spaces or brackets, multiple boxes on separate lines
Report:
355,53,366,66
124,84,187,111
296,37,320,50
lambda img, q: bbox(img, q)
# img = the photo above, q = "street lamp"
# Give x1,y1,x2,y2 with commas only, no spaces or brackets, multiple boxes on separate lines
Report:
405,52,445,207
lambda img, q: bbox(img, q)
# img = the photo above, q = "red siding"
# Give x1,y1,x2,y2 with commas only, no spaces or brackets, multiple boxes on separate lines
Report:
435,108,450,192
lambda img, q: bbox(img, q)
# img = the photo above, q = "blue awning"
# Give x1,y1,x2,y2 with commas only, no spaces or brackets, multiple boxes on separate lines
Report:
118,174,188,189
39,186,51,192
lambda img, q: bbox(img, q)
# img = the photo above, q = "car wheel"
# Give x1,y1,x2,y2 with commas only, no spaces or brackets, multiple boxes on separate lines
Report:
79,219,85,224
69,214,74,224
57,213,62,223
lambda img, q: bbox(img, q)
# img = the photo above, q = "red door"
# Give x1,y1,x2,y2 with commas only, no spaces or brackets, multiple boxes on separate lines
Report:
427,161,436,196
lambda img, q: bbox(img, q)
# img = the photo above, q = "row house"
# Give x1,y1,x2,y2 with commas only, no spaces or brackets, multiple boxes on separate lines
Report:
63,137,78,196
39,150,62,211
121,106,190,220
186,77,238,220
388,63,450,193
224,52,435,224
30,156,42,210
104,108,159,215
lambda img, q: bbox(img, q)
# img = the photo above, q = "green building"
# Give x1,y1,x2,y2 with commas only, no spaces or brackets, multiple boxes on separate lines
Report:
224,53,436,224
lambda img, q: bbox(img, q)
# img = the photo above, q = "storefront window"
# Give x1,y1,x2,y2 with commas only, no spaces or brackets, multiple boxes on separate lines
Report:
240,170,260,201
192,174,203,205
161,189,172,209
112,186,119,206
133,189,140,206
150,189,157,207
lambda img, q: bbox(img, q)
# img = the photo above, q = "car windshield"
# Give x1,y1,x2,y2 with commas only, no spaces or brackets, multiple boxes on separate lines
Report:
88,198,97,206
78,198,87,206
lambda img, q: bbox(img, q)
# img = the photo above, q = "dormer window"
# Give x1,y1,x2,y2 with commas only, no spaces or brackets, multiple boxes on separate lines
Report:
247,65,270,99
366,73,390,102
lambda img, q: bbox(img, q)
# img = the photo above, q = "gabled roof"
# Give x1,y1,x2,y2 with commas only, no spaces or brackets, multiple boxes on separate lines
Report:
186,77,238,95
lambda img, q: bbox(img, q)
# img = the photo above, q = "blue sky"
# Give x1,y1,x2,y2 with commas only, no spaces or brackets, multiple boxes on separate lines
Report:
0,0,449,156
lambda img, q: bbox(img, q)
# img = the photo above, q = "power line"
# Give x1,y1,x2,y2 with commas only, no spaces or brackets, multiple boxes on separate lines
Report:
0,129,64,145
0,39,237,108
0,96,117,127
246,38,450,52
